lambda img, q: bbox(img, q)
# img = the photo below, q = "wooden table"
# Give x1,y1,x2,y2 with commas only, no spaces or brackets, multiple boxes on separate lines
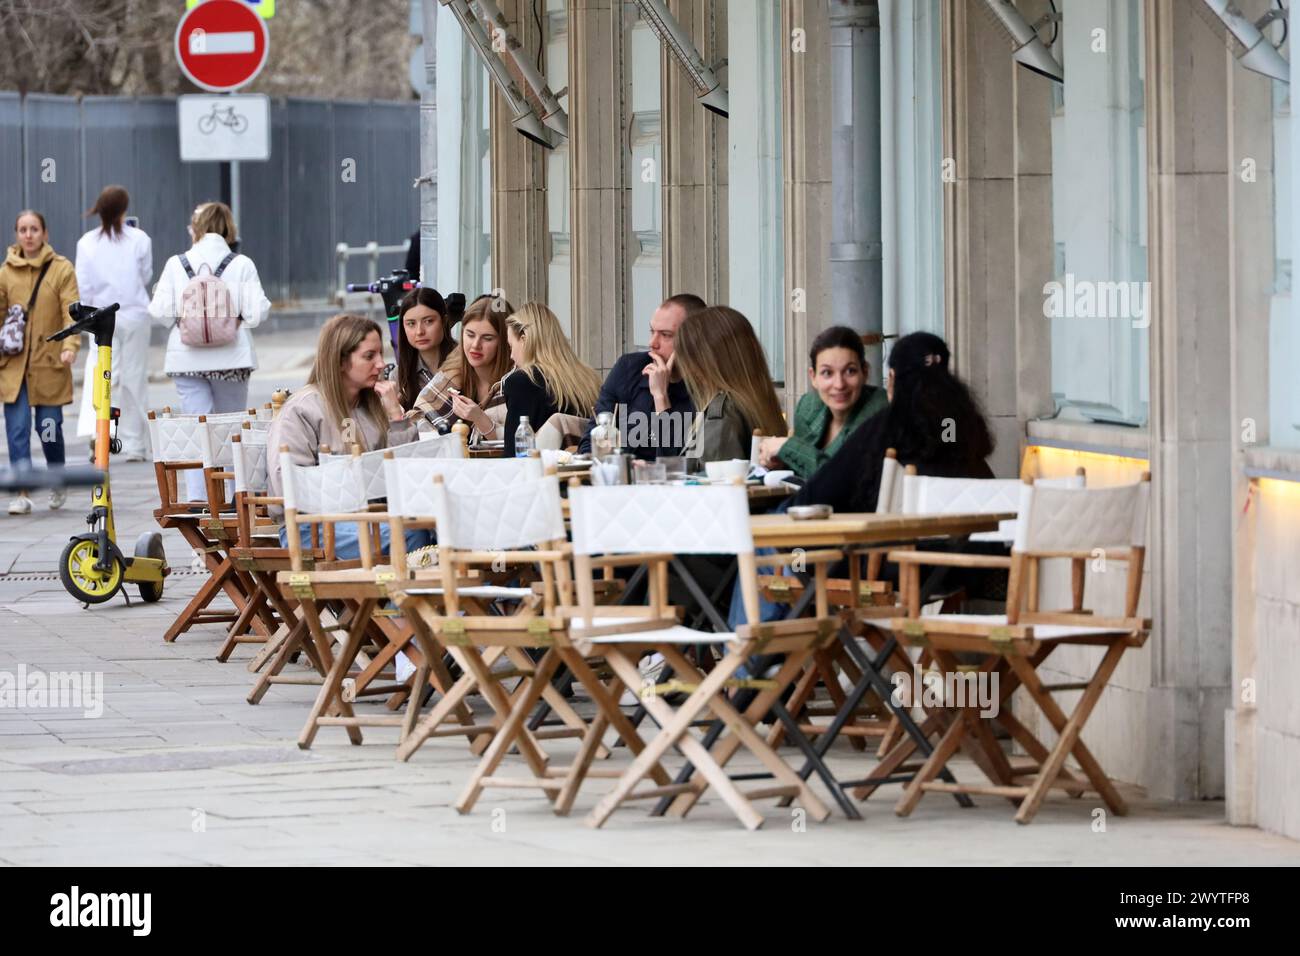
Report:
750,511,1013,549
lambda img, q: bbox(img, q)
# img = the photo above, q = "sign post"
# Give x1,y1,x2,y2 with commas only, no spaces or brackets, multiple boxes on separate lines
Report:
174,0,271,239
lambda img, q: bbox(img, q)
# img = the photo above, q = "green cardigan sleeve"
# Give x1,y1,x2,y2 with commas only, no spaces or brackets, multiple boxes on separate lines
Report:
778,387,888,479
776,392,830,478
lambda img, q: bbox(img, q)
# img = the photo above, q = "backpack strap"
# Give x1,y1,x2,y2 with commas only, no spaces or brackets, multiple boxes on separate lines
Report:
179,254,196,280
213,252,237,278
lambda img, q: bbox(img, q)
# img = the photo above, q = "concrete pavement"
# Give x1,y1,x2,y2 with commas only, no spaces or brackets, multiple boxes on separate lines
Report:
0,326,1297,865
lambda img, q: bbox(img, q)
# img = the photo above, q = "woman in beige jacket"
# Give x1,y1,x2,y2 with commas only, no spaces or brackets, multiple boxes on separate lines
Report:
0,210,81,514
267,313,422,558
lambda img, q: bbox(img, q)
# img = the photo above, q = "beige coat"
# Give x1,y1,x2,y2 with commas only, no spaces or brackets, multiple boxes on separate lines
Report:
0,243,81,406
267,386,418,501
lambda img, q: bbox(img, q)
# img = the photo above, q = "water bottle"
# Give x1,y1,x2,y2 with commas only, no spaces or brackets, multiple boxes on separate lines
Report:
591,410,615,460
514,416,535,458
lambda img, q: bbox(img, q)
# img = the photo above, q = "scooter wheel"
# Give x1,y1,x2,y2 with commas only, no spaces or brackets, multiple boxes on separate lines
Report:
134,532,167,603
59,538,123,604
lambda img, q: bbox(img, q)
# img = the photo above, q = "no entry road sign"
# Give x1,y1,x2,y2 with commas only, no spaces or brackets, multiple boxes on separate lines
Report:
175,0,270,93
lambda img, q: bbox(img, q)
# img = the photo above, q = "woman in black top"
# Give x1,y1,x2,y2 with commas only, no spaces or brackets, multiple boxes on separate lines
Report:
502,303,601,455
794,331,995,512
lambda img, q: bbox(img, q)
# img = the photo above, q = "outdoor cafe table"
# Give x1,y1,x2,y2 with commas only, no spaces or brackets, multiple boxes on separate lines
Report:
645,509,1014,820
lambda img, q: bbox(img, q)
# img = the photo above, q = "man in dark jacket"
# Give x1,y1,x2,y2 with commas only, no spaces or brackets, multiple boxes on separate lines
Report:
579,292,705,460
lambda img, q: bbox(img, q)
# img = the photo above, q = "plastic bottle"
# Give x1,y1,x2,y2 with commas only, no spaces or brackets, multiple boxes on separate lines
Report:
514,416,535,458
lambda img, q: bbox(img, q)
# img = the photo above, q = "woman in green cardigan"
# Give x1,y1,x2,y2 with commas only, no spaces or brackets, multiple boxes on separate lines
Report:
757,325,887,479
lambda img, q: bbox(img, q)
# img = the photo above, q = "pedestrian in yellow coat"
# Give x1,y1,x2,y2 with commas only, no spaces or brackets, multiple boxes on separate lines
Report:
0,210,81,514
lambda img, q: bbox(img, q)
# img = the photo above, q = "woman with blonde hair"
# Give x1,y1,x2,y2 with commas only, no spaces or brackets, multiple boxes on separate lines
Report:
267,313,420,557
673,305,785,465
149,200,270,499
410,291,514,443
503,302,601,456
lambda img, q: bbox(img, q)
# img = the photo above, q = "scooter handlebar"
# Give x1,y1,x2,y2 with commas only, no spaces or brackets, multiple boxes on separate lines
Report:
47,301,119,342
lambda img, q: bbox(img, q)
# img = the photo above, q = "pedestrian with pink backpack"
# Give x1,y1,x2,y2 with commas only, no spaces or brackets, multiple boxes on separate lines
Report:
148,202,270,500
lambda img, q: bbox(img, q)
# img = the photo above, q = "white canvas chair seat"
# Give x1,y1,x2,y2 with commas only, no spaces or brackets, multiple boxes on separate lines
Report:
280,456,368,517
583,623,735,646
915,612,1134,641
404,584,534,600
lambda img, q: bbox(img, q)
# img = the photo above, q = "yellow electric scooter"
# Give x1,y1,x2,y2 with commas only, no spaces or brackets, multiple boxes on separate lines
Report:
47,302,169,605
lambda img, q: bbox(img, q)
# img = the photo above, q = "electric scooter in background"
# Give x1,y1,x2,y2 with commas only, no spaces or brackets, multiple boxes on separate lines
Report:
47,302,169,606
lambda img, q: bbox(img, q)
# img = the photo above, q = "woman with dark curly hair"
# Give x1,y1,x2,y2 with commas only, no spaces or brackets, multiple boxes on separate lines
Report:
793,331,994,512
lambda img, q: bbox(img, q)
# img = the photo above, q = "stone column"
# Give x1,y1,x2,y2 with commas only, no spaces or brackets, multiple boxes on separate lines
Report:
939,0,1021,478
781,0,833,404
1144,0,1233,801
568,0,630,368
1011,0,1056,432
1225,0,1279,825
829,0,882,375
661,0,728,304
419,0,439,285
489,0,548,305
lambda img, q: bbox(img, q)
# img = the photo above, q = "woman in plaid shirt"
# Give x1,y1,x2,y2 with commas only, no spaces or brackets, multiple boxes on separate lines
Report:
758,326,887,479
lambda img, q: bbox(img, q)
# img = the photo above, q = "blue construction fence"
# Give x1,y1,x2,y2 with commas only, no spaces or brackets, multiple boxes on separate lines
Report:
0,92,420,304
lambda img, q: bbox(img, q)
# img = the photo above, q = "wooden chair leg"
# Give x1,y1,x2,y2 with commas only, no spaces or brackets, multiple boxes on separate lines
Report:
297,600,370,749
1006,642,1129,823
590,649,764,831
658,646,831,824
894,709,968,817
454,647,561,814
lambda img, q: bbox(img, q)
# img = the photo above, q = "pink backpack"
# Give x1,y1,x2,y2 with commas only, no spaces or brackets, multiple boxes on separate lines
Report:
178,252,239,347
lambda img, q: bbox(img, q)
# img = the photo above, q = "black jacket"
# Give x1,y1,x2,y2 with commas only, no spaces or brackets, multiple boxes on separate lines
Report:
794,410,995,513
578,351,694,460
503,368,591,457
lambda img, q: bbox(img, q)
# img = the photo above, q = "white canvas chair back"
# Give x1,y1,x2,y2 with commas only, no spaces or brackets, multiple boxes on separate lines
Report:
901,473,1086,543
280,456,368,517
198,416,247,468
876,453,904,514
322,431,465,501
431,474,566,551
384,457,544,518
149,415,207,464
1014,479,1149,554
232,428,270,494
569,485,753,557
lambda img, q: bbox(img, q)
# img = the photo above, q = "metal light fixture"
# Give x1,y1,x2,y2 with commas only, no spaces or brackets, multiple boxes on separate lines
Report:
439,0,555,148
633,0,728,117
1196,0,1290,84
981,0,1064,83
469,0,569,139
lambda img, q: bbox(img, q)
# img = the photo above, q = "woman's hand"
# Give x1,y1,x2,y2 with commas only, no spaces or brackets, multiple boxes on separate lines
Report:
60,350,76,366
450,392,494,436
373,380,406,423
758,435,789,469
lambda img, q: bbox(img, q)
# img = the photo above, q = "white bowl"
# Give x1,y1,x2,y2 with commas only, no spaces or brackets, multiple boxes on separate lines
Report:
704,459,750,482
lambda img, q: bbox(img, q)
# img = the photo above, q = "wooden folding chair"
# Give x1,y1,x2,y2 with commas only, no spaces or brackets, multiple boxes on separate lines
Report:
881,474,1151,823
392,460,603,767
568,483,837,830
148,410,265,643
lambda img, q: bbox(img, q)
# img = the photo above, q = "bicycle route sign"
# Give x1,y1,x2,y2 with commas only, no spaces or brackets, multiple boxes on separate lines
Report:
175,0,270,92
178,94,270,162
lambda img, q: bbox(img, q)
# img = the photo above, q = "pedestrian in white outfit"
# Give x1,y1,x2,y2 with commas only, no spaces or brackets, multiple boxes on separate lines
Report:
148,201,270,500
74,186,153,460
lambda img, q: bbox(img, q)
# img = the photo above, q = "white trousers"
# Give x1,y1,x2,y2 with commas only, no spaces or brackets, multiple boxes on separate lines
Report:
75,309,152,459
172,374,250,502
